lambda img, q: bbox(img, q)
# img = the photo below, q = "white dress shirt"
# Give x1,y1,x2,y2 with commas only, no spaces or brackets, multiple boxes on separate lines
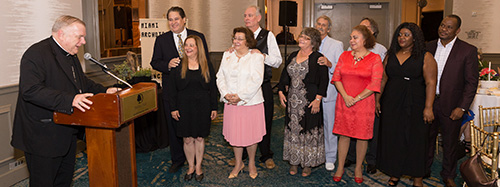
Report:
253,27,282,68
173,28,188,52
216,50,265,106
319,36,344,102
435,37,458,94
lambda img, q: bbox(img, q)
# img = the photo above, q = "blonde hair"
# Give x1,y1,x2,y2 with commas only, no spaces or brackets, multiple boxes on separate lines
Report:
52,15,85,33
180,35,210,83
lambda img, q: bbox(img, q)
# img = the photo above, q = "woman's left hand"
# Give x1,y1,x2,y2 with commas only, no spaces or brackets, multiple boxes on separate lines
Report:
308,99,321,114
210,110,217,120
423,107,434,124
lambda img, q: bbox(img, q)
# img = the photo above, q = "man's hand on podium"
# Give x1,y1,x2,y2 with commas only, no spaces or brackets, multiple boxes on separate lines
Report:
72,93,94,112
106,87,122,94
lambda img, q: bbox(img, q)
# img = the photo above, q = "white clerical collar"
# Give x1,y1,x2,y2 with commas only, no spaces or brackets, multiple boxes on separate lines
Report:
52,36,71,56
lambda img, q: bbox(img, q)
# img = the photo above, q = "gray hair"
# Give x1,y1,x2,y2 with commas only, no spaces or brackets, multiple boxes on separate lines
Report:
316,15,332,29
247,5,262,16
52,15,85,33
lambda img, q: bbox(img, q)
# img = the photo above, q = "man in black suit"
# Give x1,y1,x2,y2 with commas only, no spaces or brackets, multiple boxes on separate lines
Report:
150,6,210,173
11,15,119,186
426,15,478,187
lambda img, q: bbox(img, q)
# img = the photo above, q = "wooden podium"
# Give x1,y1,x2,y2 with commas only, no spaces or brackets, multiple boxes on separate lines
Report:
53,82,158,187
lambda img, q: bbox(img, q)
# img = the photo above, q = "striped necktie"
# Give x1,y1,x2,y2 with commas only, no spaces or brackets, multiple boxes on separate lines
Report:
177,34,184,58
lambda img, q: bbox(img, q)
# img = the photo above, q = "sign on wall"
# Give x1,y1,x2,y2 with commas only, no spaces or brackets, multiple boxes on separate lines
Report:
139,18,168,84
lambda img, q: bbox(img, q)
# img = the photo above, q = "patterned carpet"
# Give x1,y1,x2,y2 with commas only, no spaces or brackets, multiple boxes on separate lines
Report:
14,95,466,186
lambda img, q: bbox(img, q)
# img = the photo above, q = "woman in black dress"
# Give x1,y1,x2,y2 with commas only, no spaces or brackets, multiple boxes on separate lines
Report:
168,35,218,181
376,23,437,186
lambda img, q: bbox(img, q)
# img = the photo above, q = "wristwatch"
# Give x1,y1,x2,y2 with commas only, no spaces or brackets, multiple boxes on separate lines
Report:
460,108,466,112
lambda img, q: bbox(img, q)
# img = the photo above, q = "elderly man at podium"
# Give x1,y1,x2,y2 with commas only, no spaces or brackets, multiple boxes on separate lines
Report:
11,15,119,186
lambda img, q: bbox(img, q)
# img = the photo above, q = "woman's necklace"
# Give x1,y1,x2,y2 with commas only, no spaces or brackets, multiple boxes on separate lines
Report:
353,51,369,63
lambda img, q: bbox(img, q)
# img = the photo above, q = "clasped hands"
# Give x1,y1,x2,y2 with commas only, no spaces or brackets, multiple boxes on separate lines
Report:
72,87,121,112
343,95,359,108
225,94,241,105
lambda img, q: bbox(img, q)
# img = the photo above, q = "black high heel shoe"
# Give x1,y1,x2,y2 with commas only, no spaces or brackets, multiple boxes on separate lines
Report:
184,172,194,181
195,173,204,181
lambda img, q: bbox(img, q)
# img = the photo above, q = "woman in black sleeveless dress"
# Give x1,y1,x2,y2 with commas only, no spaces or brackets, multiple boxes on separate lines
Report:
377,23,437,187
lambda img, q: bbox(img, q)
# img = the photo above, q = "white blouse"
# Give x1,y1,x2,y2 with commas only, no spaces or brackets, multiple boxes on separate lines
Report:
216,50,264,106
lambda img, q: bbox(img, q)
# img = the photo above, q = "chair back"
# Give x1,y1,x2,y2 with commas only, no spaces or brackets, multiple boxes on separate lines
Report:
479,105,500,132
470,120,500,179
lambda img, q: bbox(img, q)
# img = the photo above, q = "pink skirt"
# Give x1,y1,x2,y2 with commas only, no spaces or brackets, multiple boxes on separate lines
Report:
222,103,266,147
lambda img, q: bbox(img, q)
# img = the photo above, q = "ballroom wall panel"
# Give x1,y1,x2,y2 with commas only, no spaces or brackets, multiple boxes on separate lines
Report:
148,0,258,52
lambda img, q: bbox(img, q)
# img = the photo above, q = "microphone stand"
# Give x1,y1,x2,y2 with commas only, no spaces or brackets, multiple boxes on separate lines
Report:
101,67,133,89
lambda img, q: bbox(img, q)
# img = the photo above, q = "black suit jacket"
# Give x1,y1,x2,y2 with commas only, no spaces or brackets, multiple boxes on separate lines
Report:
426,38,478,116
150,29,210,100
11,37,107,157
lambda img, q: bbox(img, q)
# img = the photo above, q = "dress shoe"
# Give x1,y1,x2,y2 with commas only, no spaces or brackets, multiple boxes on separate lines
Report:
354,177,364,183
333,171,344,182
366,164,377,174
228,165,245,179
344,159,354,168
444,178,457,187
195,173,204,181
169,162,184,173
325,162,335,171
184,172,194,181
265,159,276,169
249,171,258,179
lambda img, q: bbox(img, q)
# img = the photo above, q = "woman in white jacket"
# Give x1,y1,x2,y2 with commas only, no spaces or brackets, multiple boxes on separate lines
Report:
216,27,265,180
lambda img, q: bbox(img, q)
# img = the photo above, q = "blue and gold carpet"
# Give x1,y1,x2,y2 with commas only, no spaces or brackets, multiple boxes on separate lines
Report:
15,95,466,186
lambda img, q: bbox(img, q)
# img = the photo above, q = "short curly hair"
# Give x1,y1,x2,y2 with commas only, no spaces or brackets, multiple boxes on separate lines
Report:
232,27,257,49
353,25,376,49
300,27,322,51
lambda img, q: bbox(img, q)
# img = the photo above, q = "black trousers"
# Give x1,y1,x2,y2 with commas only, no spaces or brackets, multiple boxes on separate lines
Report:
25,135,77,187
163,98,185,164
426,97,461,179
346,116,380,165
258,82,274,162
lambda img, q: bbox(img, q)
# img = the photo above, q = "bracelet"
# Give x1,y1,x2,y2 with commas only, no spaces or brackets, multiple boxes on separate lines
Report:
357,96,362,101
315,98,321,101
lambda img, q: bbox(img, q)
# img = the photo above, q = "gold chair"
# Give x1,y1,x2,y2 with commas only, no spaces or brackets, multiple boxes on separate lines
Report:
478,105,500,132
470,120,499,180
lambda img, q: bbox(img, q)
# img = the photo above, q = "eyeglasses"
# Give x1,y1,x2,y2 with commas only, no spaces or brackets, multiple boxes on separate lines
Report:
232,37,245,41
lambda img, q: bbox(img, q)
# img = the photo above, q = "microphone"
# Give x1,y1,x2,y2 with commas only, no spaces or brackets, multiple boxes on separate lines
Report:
84,53,109,71
83,53,132,88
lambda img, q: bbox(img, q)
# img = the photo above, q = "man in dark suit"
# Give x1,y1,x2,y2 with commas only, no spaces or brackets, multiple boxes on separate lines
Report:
11,15,119,186
426,15,478,187
150,6,210,173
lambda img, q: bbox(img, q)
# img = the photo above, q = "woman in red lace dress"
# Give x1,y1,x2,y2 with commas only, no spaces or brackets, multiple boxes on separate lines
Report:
331,25,383,183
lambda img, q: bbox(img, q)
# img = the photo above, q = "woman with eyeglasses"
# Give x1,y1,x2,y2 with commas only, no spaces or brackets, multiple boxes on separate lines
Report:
331,25,383,184
216,27,266,179
278,27,329,177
